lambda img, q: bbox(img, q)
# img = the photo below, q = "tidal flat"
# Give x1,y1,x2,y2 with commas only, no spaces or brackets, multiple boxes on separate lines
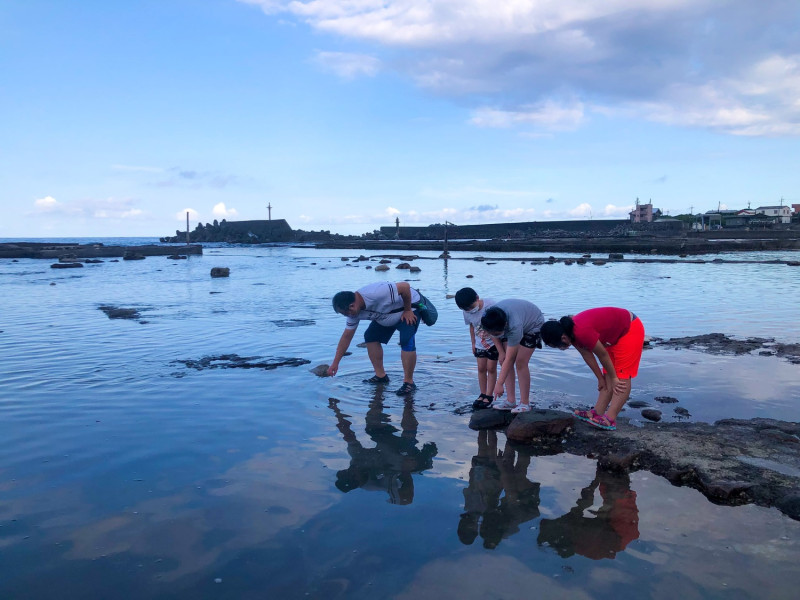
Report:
1,242,799,599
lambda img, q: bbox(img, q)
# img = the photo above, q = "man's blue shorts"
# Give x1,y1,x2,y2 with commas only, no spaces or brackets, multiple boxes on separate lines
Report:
364,311,421,351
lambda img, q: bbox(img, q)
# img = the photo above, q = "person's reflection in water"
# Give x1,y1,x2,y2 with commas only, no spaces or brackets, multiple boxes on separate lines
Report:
537,465,640,560
328,388,437,505
458,434,540,549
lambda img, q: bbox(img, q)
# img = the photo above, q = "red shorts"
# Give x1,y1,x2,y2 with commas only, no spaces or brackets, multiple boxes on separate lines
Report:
604,317,645,379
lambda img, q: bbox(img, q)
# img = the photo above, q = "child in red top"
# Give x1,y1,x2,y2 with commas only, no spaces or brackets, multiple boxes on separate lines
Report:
541,308,645,431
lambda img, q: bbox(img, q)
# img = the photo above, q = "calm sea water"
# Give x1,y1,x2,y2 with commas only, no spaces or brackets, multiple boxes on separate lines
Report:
2,242,799,599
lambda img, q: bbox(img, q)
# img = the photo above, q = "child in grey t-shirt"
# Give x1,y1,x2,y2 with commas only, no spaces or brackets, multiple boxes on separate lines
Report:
455,287,501,409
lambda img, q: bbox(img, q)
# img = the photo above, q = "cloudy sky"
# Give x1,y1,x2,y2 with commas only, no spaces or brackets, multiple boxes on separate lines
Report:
2,0,799,238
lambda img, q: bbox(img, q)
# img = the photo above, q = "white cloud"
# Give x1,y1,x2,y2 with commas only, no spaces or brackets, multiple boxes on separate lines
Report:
240,0,800,136
175,208,200,221
470,100,585,131
32,196,149,220
314,51,381,79
212,202,239,218
34,196,61,212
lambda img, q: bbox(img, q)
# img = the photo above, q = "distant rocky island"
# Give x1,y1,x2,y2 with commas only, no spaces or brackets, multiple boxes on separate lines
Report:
160,218,349,244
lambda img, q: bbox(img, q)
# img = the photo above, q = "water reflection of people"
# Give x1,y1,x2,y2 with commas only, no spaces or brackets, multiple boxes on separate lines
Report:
537,466,639,560
328,390,437,505
458,433,540,548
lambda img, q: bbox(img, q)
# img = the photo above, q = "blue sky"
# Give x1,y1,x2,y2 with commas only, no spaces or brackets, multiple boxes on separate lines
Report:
2,0,799,238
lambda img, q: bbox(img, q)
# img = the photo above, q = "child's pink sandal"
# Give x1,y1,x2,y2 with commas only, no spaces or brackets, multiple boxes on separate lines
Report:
587,413,617,431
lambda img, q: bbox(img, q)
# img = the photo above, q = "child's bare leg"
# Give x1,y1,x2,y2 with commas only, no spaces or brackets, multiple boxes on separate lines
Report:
594,371,614,414
476,357,488,395
514,346,535,406
604,379,631,422
486,359,498,397
504,365,517,404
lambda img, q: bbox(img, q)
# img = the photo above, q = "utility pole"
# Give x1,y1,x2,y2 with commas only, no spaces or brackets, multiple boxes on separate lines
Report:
267,203,272,221
186,211,190,245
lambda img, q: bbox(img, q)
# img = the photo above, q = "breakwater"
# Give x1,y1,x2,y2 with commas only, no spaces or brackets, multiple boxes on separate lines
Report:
0,242,203,259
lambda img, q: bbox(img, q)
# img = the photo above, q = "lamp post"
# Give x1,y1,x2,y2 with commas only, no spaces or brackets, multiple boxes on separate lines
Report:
440,221,454,258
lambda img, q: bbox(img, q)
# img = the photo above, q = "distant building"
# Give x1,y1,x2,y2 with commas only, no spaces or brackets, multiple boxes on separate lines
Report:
755,205,791,224
629,201,661,223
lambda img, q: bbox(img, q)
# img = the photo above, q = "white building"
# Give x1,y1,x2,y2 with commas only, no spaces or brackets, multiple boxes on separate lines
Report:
755,205,791,224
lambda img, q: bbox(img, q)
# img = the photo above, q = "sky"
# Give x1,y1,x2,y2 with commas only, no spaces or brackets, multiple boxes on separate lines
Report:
2,0,799,238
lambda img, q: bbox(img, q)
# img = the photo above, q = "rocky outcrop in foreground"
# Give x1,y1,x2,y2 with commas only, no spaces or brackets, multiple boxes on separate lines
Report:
469,408,800,521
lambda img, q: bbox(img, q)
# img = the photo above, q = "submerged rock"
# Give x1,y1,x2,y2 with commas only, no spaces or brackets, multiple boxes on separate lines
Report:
174,354,310,371
310,364,331,377
210,267,230,278
99,305,141,320
375,264,390,272
51,262,83,269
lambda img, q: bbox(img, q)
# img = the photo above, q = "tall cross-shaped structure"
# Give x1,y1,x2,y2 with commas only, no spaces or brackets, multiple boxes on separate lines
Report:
267,203,272,221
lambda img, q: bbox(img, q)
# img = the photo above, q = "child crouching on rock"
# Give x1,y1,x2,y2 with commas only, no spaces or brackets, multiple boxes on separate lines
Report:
541,308,645,431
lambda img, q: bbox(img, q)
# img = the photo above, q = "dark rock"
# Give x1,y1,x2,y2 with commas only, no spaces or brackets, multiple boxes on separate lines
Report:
379,259,391,264
84,259,104,263
99,305,141,320
123,252,145,260
787,261,800,267
210,267,230,278
340,257,349,261
409,266,421,273
576,258,587,265
655,396,679,403
396,262,411,269
466,274,474,278
598,450,642,471
375,264,390,272
674,407,691,416
609,253,624,260
592,260,607,266
760,428,800,444
776,493,800,520
272,319,316,327
167,255,187,260
582,254,591,258
563,259,574,265
468,409,513,430
703,480,753,502
310,364,331,377
627,400,650,408
506,409,574,440
712,258,724,263
174,354,311,371
51,262,83,269
366,266,373,269
641,409,662,422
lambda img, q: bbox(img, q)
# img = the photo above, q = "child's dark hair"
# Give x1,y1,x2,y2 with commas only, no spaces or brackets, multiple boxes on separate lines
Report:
454,287,478,310
480,307,507,333
541,316,576,347
332,291,355,313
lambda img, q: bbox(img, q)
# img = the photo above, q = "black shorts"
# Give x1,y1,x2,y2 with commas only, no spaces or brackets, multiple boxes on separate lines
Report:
474,346,499,360
520,332,543,350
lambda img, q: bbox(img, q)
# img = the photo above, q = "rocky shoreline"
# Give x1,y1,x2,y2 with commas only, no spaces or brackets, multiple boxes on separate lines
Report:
0,242,202,259
469,408,800,521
